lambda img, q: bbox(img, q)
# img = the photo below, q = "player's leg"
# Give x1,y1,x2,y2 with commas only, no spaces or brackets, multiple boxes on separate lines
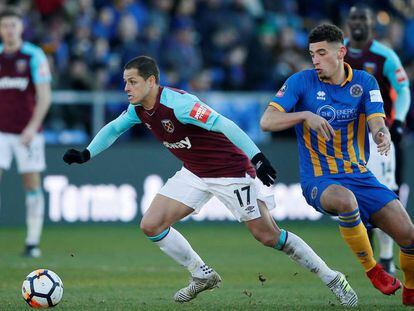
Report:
21,172,44,258
13,133,46,258
247,200,358,306
320,184,400,295
140,168,221,302
367,134,398,274
370,199,414,305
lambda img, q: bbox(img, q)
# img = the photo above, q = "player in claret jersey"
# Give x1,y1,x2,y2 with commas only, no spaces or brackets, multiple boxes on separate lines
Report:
0,7,51,258
63,55,357,306
260,23,414,306
345,4,411,276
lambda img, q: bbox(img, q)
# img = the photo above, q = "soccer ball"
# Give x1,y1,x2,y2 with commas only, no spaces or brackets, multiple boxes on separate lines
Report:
22,269,64,308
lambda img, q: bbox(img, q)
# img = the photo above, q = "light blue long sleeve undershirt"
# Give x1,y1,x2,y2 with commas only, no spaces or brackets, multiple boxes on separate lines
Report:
86,112,136,157
210,115,260,159
86,108,261,160
395,86,411,122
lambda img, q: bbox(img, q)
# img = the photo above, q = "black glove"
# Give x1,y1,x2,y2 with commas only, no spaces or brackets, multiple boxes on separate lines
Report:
251,152,277,186
63,149,91,165
389,120,404,145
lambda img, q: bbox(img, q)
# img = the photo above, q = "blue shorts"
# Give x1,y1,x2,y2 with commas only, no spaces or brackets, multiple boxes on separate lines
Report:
301,172,398,230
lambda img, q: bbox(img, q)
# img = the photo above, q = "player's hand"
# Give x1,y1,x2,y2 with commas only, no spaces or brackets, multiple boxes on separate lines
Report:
63,149,91,164
390,120,404,145
304,112,335,141
251,152,277,186
375,131,391,156
20,126,37,146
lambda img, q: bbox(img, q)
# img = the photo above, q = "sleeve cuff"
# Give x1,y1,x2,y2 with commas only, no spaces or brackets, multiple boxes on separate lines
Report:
269,102,286,112
367,113,386,121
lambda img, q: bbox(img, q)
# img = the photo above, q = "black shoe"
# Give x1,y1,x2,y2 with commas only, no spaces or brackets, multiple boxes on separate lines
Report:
379,257,396,276
22,245,41,258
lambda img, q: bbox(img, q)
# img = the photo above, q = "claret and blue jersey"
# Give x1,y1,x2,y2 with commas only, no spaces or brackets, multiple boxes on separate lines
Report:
270,63,385,181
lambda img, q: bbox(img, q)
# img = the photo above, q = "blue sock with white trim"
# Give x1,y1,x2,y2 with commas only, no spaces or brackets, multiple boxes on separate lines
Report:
147,227,210,278
276,229,337,284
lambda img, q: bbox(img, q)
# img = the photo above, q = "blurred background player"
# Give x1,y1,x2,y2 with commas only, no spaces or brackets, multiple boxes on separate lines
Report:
0,7,51,257
63,56,357,307
345,4,411,275
260,24,414,305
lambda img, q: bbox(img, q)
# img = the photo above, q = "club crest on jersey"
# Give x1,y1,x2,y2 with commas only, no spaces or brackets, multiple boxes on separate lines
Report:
316,91,326,100
276,84,287,97
190,102,211,123
16,59,28,73
161,119,174,133
311,187,318,200
350,84,363,97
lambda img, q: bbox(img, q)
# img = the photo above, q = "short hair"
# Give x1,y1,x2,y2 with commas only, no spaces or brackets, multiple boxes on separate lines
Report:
124,56,160,84
349,3,374,19
308,24,344,44
0,7,23,21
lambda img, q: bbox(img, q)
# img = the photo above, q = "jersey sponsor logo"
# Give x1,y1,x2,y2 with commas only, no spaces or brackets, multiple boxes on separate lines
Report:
276,84,287,97
317,105,358,123
363,62,377,75
163,136,192,149
396,68,408,83
316,91,326,100
190,102,211,123
144,123,152,130
350,84,363,97
161,119,175,133
0,77,29,90
369,90,383,103
16,59,28,73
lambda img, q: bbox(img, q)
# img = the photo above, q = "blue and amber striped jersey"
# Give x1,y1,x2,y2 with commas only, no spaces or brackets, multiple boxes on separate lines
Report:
270,64,385,181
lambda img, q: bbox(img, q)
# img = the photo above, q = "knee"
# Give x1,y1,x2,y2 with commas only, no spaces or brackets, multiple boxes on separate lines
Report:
396,228,414,247
325,185,358,214
140,218,161,237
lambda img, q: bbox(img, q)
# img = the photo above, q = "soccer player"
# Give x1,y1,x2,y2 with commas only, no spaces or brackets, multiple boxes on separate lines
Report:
63,55,358,306
0,8,51,258
260,23,414,306
345,4,411,275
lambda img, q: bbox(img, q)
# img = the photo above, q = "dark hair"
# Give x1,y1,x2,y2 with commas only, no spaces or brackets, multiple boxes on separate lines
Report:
0,7,23,21
349,3,374,19
308,23,344,44
124,56,160,84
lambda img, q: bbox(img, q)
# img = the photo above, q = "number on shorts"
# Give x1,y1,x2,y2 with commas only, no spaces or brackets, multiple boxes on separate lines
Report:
381,162,392,176
234,186,251,207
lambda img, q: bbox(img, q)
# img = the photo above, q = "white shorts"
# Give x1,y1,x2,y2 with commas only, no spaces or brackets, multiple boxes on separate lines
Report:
158,167,275,222
0,131,46,173
367,133,398,190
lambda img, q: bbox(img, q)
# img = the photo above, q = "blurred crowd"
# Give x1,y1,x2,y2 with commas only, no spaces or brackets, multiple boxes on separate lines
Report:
2,0,414,137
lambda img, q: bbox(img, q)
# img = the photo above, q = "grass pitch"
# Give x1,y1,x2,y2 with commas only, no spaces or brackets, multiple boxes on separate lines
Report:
0,222,405,310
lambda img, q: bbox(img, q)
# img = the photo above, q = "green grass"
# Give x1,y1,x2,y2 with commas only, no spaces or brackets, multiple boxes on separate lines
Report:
0,222,406,310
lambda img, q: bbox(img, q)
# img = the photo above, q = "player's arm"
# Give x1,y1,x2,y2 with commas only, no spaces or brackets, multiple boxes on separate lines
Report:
22,48,52,145
368,116,391,156
209,115,276,185
383,49,411,142
175,98,276,186
63,105,141,164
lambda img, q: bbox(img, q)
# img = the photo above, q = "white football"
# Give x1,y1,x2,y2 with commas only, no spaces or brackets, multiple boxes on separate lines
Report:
22,269,64,308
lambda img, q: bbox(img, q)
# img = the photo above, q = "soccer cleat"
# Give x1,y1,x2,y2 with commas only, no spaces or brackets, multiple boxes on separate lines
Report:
174,270,222,302
403,286,414,306
22,245,41,258
366,263,401,295
327,272,358,307
379,257,396,276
